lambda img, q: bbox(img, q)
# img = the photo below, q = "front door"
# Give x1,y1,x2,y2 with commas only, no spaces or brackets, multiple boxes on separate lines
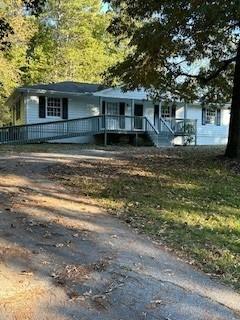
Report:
161,104,176,131
134,104,143,129
106,102,119,130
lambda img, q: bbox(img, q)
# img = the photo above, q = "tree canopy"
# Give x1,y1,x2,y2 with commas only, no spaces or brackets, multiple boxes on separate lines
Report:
105,0,240,157
0,0,123,125
0,0,40,124
26,0,123,84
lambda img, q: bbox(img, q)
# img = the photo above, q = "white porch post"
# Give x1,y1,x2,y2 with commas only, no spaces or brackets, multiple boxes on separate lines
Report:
131,99,135,130
131,99,135,115
159,101,162,131
159,101,162,116
184,102,188,119
99,96,102,115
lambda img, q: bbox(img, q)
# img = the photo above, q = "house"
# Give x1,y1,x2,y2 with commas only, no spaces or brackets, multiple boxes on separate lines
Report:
2,81,230,147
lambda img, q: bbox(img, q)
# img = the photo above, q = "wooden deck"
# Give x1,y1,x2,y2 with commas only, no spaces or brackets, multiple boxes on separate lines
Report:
0,115,197,147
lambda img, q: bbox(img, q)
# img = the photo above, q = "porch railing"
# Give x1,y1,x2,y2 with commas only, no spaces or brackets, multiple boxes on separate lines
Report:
0,116,102,144
102,115,146,132
0,115,196,146
146,117,174,147
0,115,148,144
163,118,197,136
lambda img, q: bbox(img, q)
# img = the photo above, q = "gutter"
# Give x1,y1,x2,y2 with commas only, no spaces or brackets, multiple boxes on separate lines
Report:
17,88,96,97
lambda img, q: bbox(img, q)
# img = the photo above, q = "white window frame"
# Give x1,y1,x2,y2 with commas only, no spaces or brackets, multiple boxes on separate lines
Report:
47,97,62,118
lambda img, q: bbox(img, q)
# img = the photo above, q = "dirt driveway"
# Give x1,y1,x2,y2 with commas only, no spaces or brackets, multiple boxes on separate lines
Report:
0,147,239,320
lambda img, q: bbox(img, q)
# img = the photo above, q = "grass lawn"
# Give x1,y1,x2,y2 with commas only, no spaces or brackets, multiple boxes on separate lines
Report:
51,146,240,291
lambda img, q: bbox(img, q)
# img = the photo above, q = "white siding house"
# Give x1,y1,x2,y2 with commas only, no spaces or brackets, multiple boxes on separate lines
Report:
5,81,230,146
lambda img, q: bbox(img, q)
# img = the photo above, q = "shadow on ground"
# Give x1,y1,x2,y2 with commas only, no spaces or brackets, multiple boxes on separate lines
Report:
0,147,239,320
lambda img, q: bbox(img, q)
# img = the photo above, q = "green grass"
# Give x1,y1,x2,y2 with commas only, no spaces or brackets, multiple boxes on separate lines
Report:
51,146,240,290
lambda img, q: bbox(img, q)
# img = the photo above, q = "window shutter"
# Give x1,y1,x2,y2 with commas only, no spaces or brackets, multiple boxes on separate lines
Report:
102,101,106,115
119,102,125,129
16,100,21,121
216,109,221,126
202,107,206,125
62,98,68,120
154,105,159,126
171,105,176,118
119,102,125,115
39,96,46,118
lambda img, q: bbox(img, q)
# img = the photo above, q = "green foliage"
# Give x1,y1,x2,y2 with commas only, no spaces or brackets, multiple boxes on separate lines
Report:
106,0,240,103
25,0,123,84
0,0,37,124
0,0,123,125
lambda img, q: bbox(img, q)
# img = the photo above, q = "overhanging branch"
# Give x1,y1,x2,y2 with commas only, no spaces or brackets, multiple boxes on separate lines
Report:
177,56,237,83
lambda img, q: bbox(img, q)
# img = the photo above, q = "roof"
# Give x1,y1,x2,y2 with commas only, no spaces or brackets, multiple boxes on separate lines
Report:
94,87,149,100
7,81,231,108
18,81,107,94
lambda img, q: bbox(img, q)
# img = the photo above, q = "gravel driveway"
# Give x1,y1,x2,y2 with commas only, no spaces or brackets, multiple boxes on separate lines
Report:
0,148,239,320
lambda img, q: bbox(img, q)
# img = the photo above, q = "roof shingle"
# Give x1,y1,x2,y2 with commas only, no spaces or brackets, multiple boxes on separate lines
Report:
19,81,107,94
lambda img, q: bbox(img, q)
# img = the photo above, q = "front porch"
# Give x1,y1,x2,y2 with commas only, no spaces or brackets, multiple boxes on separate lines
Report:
99,96,197,145
0,115,197,147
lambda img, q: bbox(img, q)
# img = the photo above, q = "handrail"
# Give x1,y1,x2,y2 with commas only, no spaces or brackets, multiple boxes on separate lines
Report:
145,118,159,134
0,115,148,144
160,117,197,134
0,115,176,147
0,115,102,130
145,117,174,147
159,117,174,135
0,115,147,130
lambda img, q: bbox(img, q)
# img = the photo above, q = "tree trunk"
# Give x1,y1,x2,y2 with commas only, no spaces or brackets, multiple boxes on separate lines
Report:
225,42,240,158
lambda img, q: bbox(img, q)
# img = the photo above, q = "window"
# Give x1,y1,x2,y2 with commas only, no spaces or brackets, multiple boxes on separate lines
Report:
16,100,21,121
161,105,171,118
106,102,119,115
161,104,176,118
206,109,217,124
47,98,62,117
203,108,221,125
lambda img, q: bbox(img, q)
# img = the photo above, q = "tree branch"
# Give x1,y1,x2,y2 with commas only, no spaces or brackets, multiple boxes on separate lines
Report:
177,56,237,83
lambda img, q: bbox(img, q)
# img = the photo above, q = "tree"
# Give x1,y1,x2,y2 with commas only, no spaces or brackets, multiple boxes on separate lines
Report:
0,0,122,125
25,0,123,84
0,0,45,48
0,0,42,125
0,0,45,125
105,0,240,158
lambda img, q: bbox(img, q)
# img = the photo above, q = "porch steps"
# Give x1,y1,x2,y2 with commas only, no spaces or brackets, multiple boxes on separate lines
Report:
145,118,174,148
